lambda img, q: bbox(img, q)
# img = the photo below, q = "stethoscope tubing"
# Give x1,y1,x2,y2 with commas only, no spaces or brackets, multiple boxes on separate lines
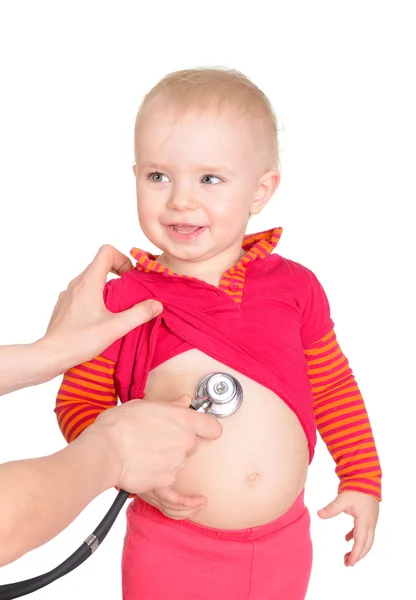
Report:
0,490,130,599
0,373,241,599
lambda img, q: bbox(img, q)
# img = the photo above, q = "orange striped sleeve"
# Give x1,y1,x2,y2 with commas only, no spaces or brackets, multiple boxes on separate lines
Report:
304,329,382,501
55,355,117,443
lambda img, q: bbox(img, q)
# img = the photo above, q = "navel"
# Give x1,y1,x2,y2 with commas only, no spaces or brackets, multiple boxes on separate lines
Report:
247,472,261,488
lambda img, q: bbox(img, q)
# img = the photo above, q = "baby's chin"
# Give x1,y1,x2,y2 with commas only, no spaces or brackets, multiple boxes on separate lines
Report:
159,244,225,270
142,225,232,268
157,233,215,260
161,246,215,264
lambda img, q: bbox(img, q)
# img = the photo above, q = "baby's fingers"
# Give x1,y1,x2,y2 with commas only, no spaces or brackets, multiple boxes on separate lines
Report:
345,528,354,542
345,526,373,560
156,486,206,509
348,537,366,566
347,519,372,566
356,532,375,563
159,506,205,520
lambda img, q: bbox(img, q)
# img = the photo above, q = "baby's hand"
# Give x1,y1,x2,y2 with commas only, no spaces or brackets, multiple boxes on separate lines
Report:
138,486,206,520
318,491,380,566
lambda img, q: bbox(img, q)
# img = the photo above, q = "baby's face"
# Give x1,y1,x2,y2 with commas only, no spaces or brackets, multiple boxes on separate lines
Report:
134,104,277,265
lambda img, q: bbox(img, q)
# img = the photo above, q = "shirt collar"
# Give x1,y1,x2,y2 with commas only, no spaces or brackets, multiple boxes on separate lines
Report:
130,227,283,277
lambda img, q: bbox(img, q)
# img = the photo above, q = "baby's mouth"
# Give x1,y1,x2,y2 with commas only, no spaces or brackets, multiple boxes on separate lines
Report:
169,224,203,234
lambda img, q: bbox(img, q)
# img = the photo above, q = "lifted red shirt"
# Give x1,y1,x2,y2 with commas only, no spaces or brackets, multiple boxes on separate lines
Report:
101,228,334,460
56,227,382,499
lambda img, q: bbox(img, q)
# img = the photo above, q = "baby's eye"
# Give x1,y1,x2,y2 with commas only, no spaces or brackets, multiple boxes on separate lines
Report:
201,175,221,185
149,172,170,183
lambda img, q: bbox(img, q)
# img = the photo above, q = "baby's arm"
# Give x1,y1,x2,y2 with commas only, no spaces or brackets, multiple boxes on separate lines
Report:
55,355,118,443
305,329,382,500
299,266,380,564
55,278,126,442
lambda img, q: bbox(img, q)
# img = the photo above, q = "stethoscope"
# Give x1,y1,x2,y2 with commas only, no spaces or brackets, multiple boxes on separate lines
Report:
0,373,243,599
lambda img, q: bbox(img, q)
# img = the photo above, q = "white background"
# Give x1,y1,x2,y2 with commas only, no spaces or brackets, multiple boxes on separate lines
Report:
0,0,414,598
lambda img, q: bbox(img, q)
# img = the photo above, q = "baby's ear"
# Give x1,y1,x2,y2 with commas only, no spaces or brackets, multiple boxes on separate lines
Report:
250,170,280,215
132,162,137,176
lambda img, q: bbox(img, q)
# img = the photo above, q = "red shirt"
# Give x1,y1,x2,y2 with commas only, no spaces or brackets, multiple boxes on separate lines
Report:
55,227,382,499
101,227,333,460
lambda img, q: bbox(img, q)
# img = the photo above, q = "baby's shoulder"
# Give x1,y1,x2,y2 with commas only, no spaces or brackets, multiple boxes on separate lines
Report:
261,254,319,288
104,269,155,312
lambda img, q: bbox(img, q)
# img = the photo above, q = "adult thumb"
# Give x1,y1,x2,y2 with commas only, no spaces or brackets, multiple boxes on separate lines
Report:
110,300,163,337
318,497,344,519
171,394,193,409
171,395,223,440
192,412,223,441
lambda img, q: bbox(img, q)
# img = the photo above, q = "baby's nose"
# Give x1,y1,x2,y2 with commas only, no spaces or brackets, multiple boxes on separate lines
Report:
168,188,198,210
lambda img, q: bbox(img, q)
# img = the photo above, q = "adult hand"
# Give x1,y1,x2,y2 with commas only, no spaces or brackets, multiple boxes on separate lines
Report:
0,245,163,396
41,244,163,375
87,394,223,494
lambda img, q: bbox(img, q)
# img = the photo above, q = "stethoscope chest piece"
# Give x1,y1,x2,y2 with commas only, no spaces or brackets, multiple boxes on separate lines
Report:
191,372,243,417
0,371,244,599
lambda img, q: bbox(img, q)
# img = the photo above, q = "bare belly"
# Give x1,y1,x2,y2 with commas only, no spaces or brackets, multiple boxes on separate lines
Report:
144,349,309,529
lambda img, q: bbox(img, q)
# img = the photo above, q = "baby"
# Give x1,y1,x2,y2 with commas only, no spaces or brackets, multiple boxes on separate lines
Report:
55,68,381,599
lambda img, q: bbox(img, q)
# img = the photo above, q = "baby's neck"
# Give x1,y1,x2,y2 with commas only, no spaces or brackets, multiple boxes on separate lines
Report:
157,246,245,287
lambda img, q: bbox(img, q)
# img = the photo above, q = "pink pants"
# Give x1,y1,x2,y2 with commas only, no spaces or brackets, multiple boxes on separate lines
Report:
122,491,312,599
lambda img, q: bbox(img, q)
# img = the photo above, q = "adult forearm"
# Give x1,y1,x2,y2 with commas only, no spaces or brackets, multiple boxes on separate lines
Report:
0,432,117,566
0,341,61,396
0,245,163,398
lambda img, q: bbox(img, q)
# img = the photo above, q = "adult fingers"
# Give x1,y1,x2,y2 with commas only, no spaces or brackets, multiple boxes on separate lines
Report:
108,299,163,337
98,245,133,276
82,245,133,289
191,411,223,441
171,394,193,409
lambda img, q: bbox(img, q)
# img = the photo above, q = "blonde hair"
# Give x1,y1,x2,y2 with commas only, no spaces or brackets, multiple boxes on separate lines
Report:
135,67,279,170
